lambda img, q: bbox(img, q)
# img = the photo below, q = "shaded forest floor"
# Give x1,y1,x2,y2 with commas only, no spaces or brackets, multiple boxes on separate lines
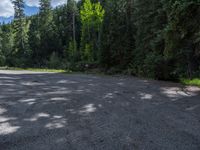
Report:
0,70,200,149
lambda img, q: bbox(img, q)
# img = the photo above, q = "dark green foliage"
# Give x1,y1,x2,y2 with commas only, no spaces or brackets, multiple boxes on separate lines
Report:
28,15,40,66
0,26,5,66
66,0,79,62
132,0,167,78
0,0,200,80
39,0,62,65
48,52,61,69
0,24,13,66
12,0,30,67
100,0,135,69
163,0,200,78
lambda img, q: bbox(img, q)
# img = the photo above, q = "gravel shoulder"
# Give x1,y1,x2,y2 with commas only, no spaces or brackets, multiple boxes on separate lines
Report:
0,70,200,150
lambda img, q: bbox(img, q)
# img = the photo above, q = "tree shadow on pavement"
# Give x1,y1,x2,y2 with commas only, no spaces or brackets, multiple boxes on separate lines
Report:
0,72,200,150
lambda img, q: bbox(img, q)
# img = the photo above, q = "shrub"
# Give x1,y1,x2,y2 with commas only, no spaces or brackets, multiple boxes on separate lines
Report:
48,52,61,69
0,53,5,66
143,52,163,79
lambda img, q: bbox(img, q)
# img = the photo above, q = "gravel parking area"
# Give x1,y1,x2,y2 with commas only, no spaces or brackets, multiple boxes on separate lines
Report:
0,70,200,150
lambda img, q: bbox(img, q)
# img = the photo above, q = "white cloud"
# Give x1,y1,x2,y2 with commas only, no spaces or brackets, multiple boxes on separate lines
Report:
0,0,68,18
24,0,40,7
51,0,67,7
24,0,67,8
0,0,14,17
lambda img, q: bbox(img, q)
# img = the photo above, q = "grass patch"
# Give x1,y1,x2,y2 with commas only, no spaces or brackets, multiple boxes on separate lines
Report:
0,67,71,73
180,78,200,87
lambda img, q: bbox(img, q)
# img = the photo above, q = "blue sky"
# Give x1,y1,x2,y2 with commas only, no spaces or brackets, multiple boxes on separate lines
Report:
0,5,39,24
0,0,67,23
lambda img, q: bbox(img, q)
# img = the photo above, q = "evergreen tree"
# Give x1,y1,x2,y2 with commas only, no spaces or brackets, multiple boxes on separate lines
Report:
0,0,199,79
39,0,61,65
12,0,29,66
163,0,200,78
0,24,14,66
133,0,167,78
0,25,2,52
0,26,4,66
100,0,134,69
66,0,79,62
39,0,52,60
28,15,40,66
54,5,69,50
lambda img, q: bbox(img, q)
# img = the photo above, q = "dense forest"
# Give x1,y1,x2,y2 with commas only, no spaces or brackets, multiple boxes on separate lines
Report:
0,0,200,80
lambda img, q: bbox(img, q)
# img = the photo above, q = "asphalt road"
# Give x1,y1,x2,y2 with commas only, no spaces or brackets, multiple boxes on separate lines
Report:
0,70,200,150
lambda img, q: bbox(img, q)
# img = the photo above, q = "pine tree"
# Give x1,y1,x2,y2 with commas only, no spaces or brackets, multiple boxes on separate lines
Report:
100,0,134,69
39,0,61,65
0,26,4,65
133,0,167,78
163,0,200,78
12,0,29,66
0,0,199,79
66,0,78,61
39,0,52,60
28,15,40,66
0,24,14,66
54,5,69,50
0,25,2,52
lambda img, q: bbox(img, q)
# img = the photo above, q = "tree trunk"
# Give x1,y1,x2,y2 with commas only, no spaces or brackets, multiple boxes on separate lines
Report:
73,12,76,55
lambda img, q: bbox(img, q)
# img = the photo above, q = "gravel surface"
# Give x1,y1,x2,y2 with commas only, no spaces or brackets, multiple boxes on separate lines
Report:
0,70,200,150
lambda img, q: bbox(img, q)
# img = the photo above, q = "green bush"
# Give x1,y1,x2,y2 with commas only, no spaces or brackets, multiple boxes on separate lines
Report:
0,53,5,66
48,52,61,69
83,44,93,62
143,52,163,79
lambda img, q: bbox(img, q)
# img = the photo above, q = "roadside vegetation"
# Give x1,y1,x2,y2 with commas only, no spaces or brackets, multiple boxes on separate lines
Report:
181,78,200,87
0,0,200,85
0,67,69,73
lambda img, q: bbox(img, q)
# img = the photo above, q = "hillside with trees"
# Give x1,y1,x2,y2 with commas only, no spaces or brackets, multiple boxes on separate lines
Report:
0,0,200,80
